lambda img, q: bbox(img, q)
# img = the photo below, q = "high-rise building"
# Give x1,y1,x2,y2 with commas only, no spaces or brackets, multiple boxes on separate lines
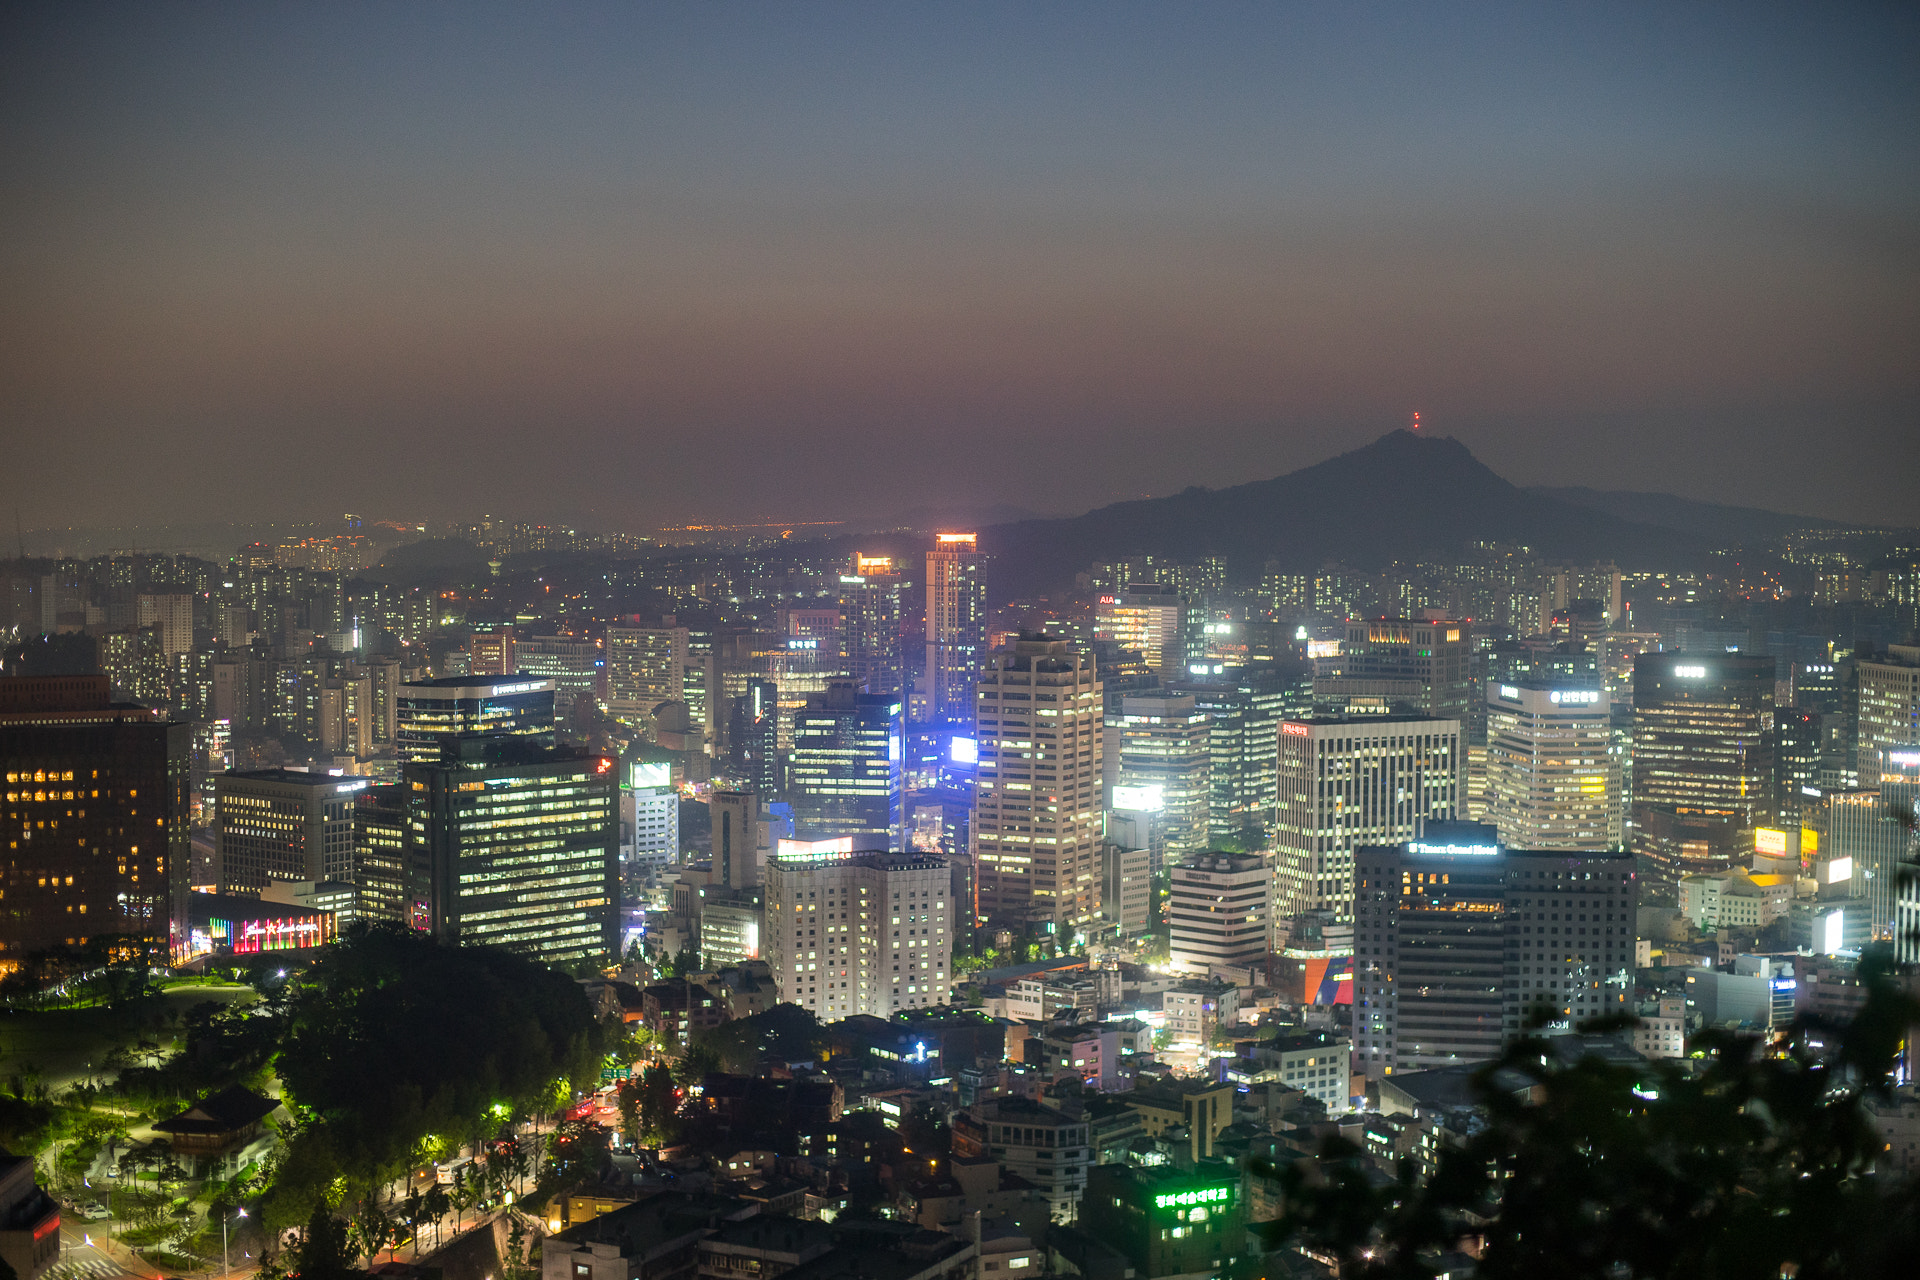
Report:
626,759,679,882
215,769,363,895
395,675,556,763
0,675,189,961
404,740,618,965
1630,652,1775,893
788,680,903,850
710,790,764,890
467,631,515,677
135,592,195,659
100,626,169,705
764,846,951,1019
1353,827,1636,1080
517,634,604,725
1171,667,1292,844
1855,645,1920,781
351,783,408,924
1101,827,1152,938
1485,682,1618,851
728,679,781,796
971,636,1104,932
1314,619,1474,725
1112,694,1212,859
840,554,912,703
1829,752,1920,939
1095,584,1203,683
1167,851,1272,976
1772,708,1824,826
605,623,688,726
1271,716,1462,921
924,534,986,726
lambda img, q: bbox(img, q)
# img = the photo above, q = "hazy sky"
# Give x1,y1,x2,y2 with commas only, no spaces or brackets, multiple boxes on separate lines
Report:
3,2,1915,532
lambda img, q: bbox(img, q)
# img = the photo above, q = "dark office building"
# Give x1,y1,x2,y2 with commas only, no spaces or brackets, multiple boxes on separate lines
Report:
1772,708,1823,827
729,678,782,797
0,676,190,961
1353,825,1636,1080
404,738,618,965
788,680,902,849
1630,652,1775,894
1082,1164,1247,1280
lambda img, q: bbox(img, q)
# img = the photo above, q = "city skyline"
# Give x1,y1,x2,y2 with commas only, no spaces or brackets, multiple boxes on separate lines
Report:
3,3,1916,530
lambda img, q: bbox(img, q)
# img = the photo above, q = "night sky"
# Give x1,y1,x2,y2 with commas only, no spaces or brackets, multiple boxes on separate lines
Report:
3,3,1915,532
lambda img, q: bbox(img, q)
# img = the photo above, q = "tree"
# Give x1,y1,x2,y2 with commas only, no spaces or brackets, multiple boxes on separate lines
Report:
614,1079,642,1148
1255,961,1920,1280
422,1185,452,1251
545,1119,611,1187
632,1064,680,1147
266,922,603,1230
289,1207,358,1280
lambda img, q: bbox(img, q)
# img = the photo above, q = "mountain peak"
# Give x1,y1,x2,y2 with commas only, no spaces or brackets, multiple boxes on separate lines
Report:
979,427,1696,597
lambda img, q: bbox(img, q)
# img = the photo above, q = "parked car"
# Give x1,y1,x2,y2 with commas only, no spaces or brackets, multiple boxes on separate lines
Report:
78,1203,110,1221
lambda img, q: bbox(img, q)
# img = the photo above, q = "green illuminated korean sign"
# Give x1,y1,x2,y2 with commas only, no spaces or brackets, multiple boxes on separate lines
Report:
1153,1186,1232,1211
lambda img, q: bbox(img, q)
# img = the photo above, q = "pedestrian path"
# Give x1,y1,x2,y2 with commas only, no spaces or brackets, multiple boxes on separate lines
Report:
49,1257,126,1280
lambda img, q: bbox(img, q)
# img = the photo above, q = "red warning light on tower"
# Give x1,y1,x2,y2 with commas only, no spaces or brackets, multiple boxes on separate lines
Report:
1410,411,1421,431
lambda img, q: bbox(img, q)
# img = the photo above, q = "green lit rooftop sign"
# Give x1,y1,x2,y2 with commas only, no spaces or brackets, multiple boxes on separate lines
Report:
1154,1186,1232,1210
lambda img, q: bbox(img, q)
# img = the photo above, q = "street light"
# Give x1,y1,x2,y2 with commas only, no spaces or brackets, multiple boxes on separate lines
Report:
225,1207,247,1275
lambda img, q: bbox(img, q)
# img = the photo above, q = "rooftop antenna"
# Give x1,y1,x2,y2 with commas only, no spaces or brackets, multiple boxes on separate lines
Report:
14,506,22,559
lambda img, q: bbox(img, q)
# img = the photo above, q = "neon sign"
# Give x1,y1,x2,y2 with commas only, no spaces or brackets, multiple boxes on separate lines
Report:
1154,1186,1232,1210
1673,665,1706,678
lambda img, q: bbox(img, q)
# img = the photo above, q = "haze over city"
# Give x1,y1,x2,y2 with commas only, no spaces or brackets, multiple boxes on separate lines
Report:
3,2,1916,531
3,8,1919,1280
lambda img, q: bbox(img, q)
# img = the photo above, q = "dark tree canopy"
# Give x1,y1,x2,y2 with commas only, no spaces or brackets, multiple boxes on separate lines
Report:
1259,961,1920,1280
266,923,602,1226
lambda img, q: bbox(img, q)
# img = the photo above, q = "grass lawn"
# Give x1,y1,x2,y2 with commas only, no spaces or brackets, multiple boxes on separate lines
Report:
0,984,257,1091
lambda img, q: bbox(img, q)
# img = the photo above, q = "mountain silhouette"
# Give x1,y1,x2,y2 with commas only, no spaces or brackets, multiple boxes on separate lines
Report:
977,430,1699,599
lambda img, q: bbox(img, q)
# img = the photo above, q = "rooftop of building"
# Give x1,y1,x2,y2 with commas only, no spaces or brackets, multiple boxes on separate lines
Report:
551,1191,755,1250
400,675,557,691
221,767,367,788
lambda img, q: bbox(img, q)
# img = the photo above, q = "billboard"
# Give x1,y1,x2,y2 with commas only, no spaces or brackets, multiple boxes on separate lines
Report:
950,736,978,765
1300,955,1353,1006
1111,784,1164,812
632,761,671,790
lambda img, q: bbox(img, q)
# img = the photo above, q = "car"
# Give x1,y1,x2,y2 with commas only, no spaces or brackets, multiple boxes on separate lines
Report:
78,1203,110,1221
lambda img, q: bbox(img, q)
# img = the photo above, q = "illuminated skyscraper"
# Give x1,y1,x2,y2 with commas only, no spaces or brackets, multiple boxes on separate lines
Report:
1855,645,1920,781
1485,682,1617,851
404,739,618,965
517,634,603,725
395,675,556,762
1630,653,1774,893
765,846,951,1019
1095,584,1203,683
841,554,912,702
1313,618,1474,724
0,675,189,961
971,636,1104,932
215,769,362,894
788,680,903,850
1112,694,1212,858
1271,716,1462,921
924,533,986,725
605,622,688,726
